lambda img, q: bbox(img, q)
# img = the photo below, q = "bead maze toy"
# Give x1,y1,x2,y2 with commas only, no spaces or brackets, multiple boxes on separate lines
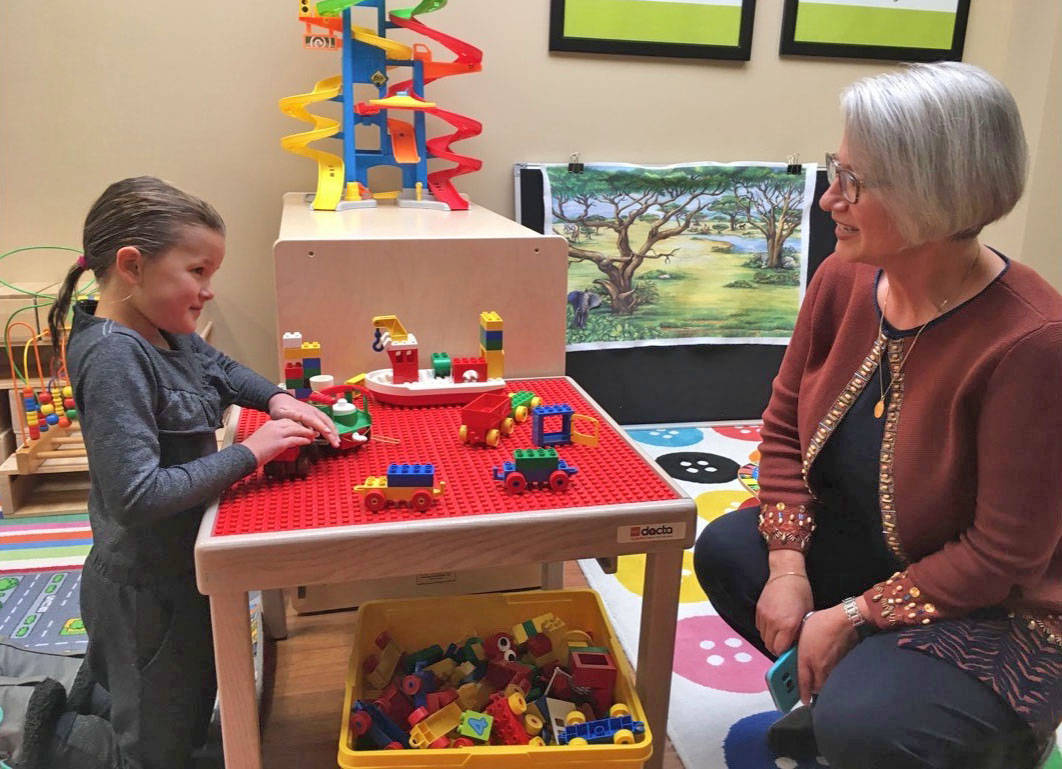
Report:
0,314,86,517
280,0,482,211
365,313,505,406
6,323,80,473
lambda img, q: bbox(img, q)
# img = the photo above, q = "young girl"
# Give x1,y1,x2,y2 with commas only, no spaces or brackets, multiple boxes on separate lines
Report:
20,176,338,769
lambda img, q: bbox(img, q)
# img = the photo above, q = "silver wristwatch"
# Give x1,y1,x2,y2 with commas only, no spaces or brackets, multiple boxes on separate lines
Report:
842,596,874,641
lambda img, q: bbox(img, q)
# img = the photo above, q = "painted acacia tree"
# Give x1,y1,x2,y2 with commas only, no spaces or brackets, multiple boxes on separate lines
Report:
551,167,731,315
730,167,805,268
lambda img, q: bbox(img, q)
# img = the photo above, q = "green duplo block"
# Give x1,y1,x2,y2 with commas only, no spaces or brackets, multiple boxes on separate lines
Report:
431,352,451,378
514,447,557,470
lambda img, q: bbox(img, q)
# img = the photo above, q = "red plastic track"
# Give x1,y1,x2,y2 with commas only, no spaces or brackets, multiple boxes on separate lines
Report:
422,106,482,210
212,378,681,536
387,12,482,211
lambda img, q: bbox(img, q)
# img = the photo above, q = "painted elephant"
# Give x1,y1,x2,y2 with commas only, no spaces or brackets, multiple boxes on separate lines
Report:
567,290,603,329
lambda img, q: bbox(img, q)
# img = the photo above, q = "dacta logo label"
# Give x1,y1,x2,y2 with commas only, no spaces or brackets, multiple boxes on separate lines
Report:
630,525,675,537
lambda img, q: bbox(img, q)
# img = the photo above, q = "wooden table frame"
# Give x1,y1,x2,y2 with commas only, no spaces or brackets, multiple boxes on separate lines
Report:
196,377,696,769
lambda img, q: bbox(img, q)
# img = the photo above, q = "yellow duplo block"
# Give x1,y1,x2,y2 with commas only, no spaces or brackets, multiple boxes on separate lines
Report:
425,657,456,682
479,310,503,330
301,341,321,354
448,661,476,687
481,348,504,380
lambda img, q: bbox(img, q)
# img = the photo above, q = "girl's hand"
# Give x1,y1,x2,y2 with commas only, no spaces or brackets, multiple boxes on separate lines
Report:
242,418,316,466
268,393,340,448
796,605,858,704
756,572,813,656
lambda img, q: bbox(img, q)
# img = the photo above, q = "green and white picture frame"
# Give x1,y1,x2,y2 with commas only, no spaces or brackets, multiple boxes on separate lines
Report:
549,0,757,61
780,0,971,61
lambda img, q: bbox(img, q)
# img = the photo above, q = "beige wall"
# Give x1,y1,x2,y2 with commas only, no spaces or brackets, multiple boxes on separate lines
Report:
1,0,1058,377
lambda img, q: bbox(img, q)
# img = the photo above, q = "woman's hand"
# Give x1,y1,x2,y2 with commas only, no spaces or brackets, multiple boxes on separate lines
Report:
796,605,858,704
756,572,814,656
267,392,340,447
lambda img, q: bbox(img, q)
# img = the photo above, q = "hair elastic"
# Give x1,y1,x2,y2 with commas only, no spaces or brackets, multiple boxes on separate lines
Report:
76,254,88,270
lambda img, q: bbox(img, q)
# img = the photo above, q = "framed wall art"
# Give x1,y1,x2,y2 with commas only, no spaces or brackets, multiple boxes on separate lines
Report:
779,0,971,61
549,0,757,61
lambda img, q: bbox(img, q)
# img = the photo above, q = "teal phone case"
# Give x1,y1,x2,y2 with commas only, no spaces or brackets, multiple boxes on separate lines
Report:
765,646,800,713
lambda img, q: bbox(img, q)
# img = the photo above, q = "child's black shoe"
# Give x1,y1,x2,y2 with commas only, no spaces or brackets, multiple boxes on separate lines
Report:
16,678,66,769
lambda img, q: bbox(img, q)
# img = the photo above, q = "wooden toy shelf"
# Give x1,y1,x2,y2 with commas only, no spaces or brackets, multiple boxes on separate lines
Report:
0,428,90,518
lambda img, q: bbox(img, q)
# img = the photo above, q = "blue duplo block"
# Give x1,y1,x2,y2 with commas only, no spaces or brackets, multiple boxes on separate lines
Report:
387,463,435,487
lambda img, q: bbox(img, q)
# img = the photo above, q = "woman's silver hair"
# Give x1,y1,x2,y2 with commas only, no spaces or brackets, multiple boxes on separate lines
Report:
841,61,1027,244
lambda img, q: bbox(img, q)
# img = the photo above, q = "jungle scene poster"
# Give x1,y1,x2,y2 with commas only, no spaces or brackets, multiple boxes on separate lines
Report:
539,161,817,350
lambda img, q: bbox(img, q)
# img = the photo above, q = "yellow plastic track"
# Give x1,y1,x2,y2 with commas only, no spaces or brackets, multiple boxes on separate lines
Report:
278,74,345,210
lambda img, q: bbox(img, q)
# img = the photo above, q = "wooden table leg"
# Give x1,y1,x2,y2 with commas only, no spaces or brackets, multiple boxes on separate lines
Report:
210,590,262,769
260,588,288,640
636,546,684,769
541,561,564,590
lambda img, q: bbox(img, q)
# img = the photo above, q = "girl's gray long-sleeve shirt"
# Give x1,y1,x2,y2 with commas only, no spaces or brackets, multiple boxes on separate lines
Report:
66,301,283,581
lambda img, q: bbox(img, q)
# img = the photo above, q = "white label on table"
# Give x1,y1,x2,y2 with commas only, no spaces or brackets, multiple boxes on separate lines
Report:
415,572,457,585
617,522,688,543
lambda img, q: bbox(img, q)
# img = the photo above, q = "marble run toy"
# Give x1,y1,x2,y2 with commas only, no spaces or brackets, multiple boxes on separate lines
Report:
365,313,505,406
354,463,446,511
492,448,578,494
280,0,482,211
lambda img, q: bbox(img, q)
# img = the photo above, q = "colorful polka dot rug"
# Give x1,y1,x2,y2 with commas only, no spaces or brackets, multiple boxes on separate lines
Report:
585,423,1062,769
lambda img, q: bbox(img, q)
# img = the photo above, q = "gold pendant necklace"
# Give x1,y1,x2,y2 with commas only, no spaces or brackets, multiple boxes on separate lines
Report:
875,249,981,419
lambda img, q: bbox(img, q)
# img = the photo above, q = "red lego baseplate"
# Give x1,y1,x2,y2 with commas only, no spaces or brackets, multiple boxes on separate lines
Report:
212,378,681,535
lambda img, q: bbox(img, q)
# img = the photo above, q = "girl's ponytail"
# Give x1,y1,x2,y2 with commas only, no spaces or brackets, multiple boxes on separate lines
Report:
47,260,87,353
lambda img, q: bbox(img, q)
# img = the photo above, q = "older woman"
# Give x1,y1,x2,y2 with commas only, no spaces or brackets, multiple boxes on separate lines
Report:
694,62,1061,769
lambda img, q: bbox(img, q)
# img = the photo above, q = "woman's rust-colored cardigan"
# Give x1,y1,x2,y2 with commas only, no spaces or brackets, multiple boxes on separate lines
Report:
757,253,1062,642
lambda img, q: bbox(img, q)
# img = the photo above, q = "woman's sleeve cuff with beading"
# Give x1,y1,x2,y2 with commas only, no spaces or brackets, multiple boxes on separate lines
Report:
758,501,815,554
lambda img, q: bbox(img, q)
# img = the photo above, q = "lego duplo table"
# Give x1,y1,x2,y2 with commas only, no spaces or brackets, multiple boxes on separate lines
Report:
195,376,696,769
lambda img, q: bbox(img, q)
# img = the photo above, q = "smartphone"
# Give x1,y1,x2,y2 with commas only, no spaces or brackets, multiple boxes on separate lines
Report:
764,646,800,713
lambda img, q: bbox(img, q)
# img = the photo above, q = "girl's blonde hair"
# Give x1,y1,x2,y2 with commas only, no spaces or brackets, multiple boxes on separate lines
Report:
48,176,224,349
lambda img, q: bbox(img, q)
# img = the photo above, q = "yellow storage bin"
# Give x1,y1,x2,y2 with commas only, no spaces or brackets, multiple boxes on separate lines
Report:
338,589,653,769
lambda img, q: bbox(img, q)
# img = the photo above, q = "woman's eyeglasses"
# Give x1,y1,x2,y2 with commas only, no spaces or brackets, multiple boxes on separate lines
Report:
825,153,868,204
